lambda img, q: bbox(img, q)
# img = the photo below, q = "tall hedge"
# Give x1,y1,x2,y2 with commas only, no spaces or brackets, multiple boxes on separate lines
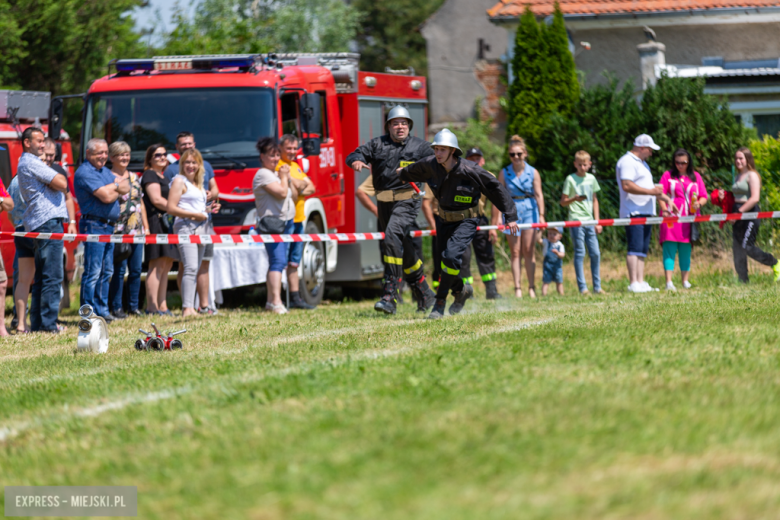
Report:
506,2,578,162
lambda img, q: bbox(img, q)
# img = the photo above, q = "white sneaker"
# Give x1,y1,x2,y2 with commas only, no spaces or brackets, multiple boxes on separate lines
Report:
666,282,676,291
683,281,692,289
628,282,650,293
641,281,659,292
265,302,288,314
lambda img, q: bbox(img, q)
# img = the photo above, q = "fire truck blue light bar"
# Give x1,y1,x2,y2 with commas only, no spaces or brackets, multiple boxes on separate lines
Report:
114,55,259,73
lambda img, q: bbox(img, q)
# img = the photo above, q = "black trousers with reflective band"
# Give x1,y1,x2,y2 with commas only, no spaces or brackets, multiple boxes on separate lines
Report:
377,198,425,285
732,204,777,283
433,215,495,286
435,216,479,299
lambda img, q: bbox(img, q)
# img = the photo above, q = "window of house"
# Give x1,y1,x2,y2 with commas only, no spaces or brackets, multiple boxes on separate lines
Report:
753,114,780,139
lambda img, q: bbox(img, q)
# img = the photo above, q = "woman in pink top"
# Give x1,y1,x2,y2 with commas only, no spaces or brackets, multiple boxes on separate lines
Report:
658,148,708,291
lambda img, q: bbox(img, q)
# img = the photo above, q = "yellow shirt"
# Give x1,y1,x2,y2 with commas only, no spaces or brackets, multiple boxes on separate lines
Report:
277,159,308,223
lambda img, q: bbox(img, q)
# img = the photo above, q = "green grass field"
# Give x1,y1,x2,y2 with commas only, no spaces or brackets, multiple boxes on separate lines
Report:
2,260,780,519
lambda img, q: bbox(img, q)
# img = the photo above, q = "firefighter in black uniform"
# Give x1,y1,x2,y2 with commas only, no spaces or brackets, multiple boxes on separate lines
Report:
424,147,503,299
346,106,436,315
397,129,519,319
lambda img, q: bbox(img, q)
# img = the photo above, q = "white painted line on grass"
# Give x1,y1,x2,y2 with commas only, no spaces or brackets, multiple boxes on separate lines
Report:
0,318,552,442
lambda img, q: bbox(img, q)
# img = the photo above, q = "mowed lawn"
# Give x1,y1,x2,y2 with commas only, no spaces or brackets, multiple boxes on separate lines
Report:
2,268,780,518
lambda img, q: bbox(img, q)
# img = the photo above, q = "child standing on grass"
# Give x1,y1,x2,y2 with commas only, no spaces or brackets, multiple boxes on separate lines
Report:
542,227,565,296
560,150,604,295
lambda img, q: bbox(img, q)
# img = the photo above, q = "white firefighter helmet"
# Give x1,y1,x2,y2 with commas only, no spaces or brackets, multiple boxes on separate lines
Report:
385,105,414,132
432,128,462,157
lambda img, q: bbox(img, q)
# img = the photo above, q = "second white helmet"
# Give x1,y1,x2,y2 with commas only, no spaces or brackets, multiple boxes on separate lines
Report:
431,128,462,157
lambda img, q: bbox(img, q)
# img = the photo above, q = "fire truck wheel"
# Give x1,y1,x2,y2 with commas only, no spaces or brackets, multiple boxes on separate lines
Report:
300,219,325,307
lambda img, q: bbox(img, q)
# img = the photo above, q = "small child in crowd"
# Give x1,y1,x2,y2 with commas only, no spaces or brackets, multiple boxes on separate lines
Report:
542,227,565,296
560,150,604,295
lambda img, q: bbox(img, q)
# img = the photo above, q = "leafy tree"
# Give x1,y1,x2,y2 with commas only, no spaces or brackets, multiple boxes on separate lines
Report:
350,0,445,77
158,0,360,56
449,117,505,175
6,0,144,94
641,74,754,182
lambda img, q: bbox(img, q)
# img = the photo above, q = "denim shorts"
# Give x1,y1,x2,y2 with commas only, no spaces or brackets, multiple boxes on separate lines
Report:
288,221,304,267
543,262,563,284
625,217,653,257
264,219,295,272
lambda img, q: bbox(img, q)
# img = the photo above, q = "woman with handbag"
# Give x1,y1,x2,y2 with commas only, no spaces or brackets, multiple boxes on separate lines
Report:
108,141,149,318
494,135,545,298
167,148,210,318
253,137,298,314
658,148,708,291
141,143,177,316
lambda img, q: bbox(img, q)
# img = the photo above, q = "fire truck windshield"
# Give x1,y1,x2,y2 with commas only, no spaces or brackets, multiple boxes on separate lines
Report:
84,87,275,169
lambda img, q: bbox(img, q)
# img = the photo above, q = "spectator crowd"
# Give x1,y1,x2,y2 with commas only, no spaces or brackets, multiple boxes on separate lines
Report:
0,127,778,334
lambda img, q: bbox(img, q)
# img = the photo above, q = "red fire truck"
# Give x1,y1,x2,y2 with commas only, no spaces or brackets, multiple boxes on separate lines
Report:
50,53,428,305
0,90,78,291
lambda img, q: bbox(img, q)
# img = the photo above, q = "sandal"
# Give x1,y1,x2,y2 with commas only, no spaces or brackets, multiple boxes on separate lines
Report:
514,286,522,298
528,286,537,299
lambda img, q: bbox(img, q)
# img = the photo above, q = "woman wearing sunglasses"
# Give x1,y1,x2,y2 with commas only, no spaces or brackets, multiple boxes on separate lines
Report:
141,143,177,316
494,135,545,298
658,148,708,290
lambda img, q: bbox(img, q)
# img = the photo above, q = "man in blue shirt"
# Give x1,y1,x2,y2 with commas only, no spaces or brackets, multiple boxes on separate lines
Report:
74,138,130,321
17,127,68,333
165,131,220,314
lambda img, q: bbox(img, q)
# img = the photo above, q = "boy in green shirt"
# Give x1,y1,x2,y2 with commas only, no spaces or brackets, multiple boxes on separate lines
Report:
560,150,605,294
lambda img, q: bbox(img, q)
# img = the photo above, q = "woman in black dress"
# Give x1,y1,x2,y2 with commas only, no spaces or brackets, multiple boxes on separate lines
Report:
141,144,176,315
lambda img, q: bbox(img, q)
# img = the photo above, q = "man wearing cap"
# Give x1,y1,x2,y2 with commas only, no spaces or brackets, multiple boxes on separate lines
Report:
616,134,676,293
397,129,519,319
462,147,501,299
346,106,436,315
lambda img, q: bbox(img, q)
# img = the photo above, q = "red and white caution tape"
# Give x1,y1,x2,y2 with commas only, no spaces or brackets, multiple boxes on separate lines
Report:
2,212,779,244
409,211,780,238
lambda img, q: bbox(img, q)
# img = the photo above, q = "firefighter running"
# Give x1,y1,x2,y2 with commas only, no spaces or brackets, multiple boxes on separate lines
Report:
398,129,520,319
423,146,502,299
346,106,437,315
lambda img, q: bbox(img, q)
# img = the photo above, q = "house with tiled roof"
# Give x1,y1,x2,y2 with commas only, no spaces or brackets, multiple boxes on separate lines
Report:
487,0,780,136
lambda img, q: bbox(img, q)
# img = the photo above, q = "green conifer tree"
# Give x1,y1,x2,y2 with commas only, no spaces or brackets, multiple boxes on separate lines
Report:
506,2,579,162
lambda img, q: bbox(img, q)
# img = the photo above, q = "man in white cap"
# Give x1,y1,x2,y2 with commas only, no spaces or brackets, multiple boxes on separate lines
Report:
616,134,676,293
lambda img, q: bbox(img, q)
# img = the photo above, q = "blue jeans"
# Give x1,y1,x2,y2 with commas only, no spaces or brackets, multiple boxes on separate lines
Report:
80,219,115,317
570,226,601,293
109,242,143,312
288,221,305,267
30,218,64,332
264,219,295,272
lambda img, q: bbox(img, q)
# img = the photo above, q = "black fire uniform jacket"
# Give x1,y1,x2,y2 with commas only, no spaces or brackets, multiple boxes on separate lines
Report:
399,156,518,222
345,135,435,290
345,135,434,192
400,156,518,299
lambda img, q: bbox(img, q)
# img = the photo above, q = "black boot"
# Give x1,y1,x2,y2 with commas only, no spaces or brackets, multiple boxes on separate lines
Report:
289,291,315,310
427,299,447,320
484,279,502,300
409,278,436,313
449,283,474,315
374,282,398,315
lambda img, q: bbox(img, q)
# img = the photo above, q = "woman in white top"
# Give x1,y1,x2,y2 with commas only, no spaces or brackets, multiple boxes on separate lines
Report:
253,137,297,314
167,148,209,317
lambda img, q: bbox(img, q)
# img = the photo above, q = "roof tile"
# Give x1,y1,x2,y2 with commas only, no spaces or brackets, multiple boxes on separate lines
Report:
488,0,779,19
